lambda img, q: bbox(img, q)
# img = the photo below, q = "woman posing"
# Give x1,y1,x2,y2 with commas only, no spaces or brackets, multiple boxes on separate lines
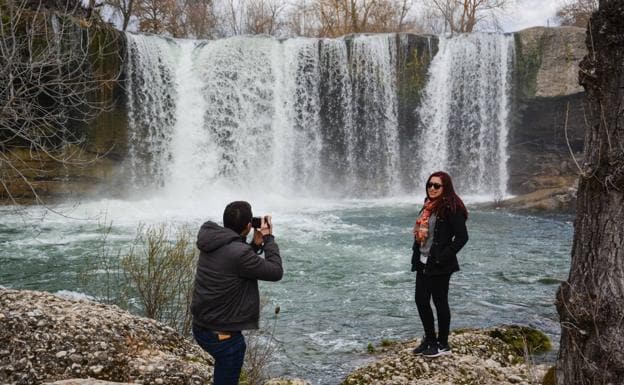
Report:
411,171,468,358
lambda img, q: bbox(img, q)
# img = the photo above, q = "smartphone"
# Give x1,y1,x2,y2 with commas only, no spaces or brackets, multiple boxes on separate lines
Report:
251,216,270,229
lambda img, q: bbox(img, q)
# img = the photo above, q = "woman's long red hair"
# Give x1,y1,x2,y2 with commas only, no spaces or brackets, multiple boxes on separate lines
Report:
425,171,468,220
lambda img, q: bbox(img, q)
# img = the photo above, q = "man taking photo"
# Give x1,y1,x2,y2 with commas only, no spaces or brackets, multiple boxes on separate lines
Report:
191,201,283,385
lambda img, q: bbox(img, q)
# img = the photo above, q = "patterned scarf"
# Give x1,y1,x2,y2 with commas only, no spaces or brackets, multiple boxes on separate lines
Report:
415,199,434,246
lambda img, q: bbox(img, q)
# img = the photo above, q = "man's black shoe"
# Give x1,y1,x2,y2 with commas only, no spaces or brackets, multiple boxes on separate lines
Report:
412,337,430,355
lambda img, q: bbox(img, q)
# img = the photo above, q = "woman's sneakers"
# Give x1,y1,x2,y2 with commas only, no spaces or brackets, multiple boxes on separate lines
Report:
413,337,453,358
422,341,452,358
437,341,452,356
412,337,431,355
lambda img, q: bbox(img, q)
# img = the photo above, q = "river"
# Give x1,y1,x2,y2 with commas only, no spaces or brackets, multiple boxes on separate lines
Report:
0,196,572,384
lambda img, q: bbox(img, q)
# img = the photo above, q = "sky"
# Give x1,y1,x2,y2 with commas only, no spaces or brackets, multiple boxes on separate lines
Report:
498,0,567,32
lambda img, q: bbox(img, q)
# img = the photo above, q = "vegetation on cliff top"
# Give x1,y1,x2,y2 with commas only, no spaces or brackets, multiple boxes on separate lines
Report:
0,0,124,203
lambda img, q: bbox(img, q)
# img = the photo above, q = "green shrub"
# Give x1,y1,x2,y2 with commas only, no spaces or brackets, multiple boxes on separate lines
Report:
121,223,198,337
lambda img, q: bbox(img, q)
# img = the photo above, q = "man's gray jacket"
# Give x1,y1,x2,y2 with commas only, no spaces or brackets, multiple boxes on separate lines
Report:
191,221,283,331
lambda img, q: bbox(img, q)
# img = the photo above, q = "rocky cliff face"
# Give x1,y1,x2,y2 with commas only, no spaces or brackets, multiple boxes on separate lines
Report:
506,26,587,211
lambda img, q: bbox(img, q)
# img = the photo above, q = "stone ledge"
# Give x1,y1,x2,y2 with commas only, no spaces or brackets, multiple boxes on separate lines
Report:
341,326,552,385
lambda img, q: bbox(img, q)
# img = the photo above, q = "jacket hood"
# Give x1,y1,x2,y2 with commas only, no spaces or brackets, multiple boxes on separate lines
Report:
196,221,242,253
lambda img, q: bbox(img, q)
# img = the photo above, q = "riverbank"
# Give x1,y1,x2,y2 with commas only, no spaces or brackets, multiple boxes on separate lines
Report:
474,181,578,214
1,289,556,385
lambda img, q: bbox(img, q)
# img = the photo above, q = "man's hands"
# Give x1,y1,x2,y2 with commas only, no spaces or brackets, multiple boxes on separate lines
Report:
252,215,272,246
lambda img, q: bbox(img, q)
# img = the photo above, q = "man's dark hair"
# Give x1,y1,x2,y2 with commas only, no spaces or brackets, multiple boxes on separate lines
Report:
223,201,253,234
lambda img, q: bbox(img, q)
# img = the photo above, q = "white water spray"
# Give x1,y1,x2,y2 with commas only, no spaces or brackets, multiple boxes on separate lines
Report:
124,32,512,201
416,33,513,198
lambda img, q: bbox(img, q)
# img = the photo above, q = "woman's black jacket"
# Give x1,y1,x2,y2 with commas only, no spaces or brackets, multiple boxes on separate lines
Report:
411,209,468,275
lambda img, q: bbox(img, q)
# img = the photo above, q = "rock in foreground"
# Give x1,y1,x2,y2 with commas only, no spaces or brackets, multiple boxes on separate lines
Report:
342,326,551,385
0,289,213,384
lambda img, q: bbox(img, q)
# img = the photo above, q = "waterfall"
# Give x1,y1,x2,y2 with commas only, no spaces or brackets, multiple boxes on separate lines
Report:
416,33,513,198
349,35,400,195
274,38,324,194
124,33,178,190
123,32,513,199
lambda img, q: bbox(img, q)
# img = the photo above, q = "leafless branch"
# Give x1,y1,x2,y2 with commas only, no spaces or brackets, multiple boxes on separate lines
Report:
1,0,123,203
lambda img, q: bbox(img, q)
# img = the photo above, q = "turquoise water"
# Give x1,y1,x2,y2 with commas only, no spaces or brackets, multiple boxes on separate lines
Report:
0,199,573,384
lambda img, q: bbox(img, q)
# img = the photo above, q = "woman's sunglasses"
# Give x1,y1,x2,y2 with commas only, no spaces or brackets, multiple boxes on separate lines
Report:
427,182,443,190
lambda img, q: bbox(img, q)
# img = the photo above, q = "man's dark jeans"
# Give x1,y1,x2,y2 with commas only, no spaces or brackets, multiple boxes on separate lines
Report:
193,325,246,385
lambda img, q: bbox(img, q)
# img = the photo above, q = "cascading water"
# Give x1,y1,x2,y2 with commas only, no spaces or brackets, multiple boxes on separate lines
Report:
124,33,178,190
349,35,400,195
273,38,324,193
416,33,514,198
193,36,278,193
123,32,512,199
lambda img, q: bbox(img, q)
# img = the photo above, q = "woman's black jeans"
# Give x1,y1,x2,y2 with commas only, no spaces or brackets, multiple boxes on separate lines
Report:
415,270,452,345
193,325,246,385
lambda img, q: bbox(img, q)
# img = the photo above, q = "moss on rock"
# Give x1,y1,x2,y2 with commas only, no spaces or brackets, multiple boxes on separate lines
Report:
542,366,556,385
488,325,552,356
514,30,545,100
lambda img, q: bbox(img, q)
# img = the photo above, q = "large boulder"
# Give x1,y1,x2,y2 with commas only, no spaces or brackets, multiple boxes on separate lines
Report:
0,289,213,385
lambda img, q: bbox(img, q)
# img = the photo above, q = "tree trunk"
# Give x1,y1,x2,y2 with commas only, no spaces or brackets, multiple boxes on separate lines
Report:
555,1,624,384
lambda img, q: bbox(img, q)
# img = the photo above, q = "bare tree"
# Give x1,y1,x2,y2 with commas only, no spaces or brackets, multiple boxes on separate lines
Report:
128,0,217,37
134,0,187,36
220,0,244,35
416,3,446,34
0,0,122,203
284,0,314,36
310,0,416,38
555,1,624,384
134,0,168,33
244,0,285,35
556,0,598,28
426,0,508,33
106,0,136,31
185,0,217,38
